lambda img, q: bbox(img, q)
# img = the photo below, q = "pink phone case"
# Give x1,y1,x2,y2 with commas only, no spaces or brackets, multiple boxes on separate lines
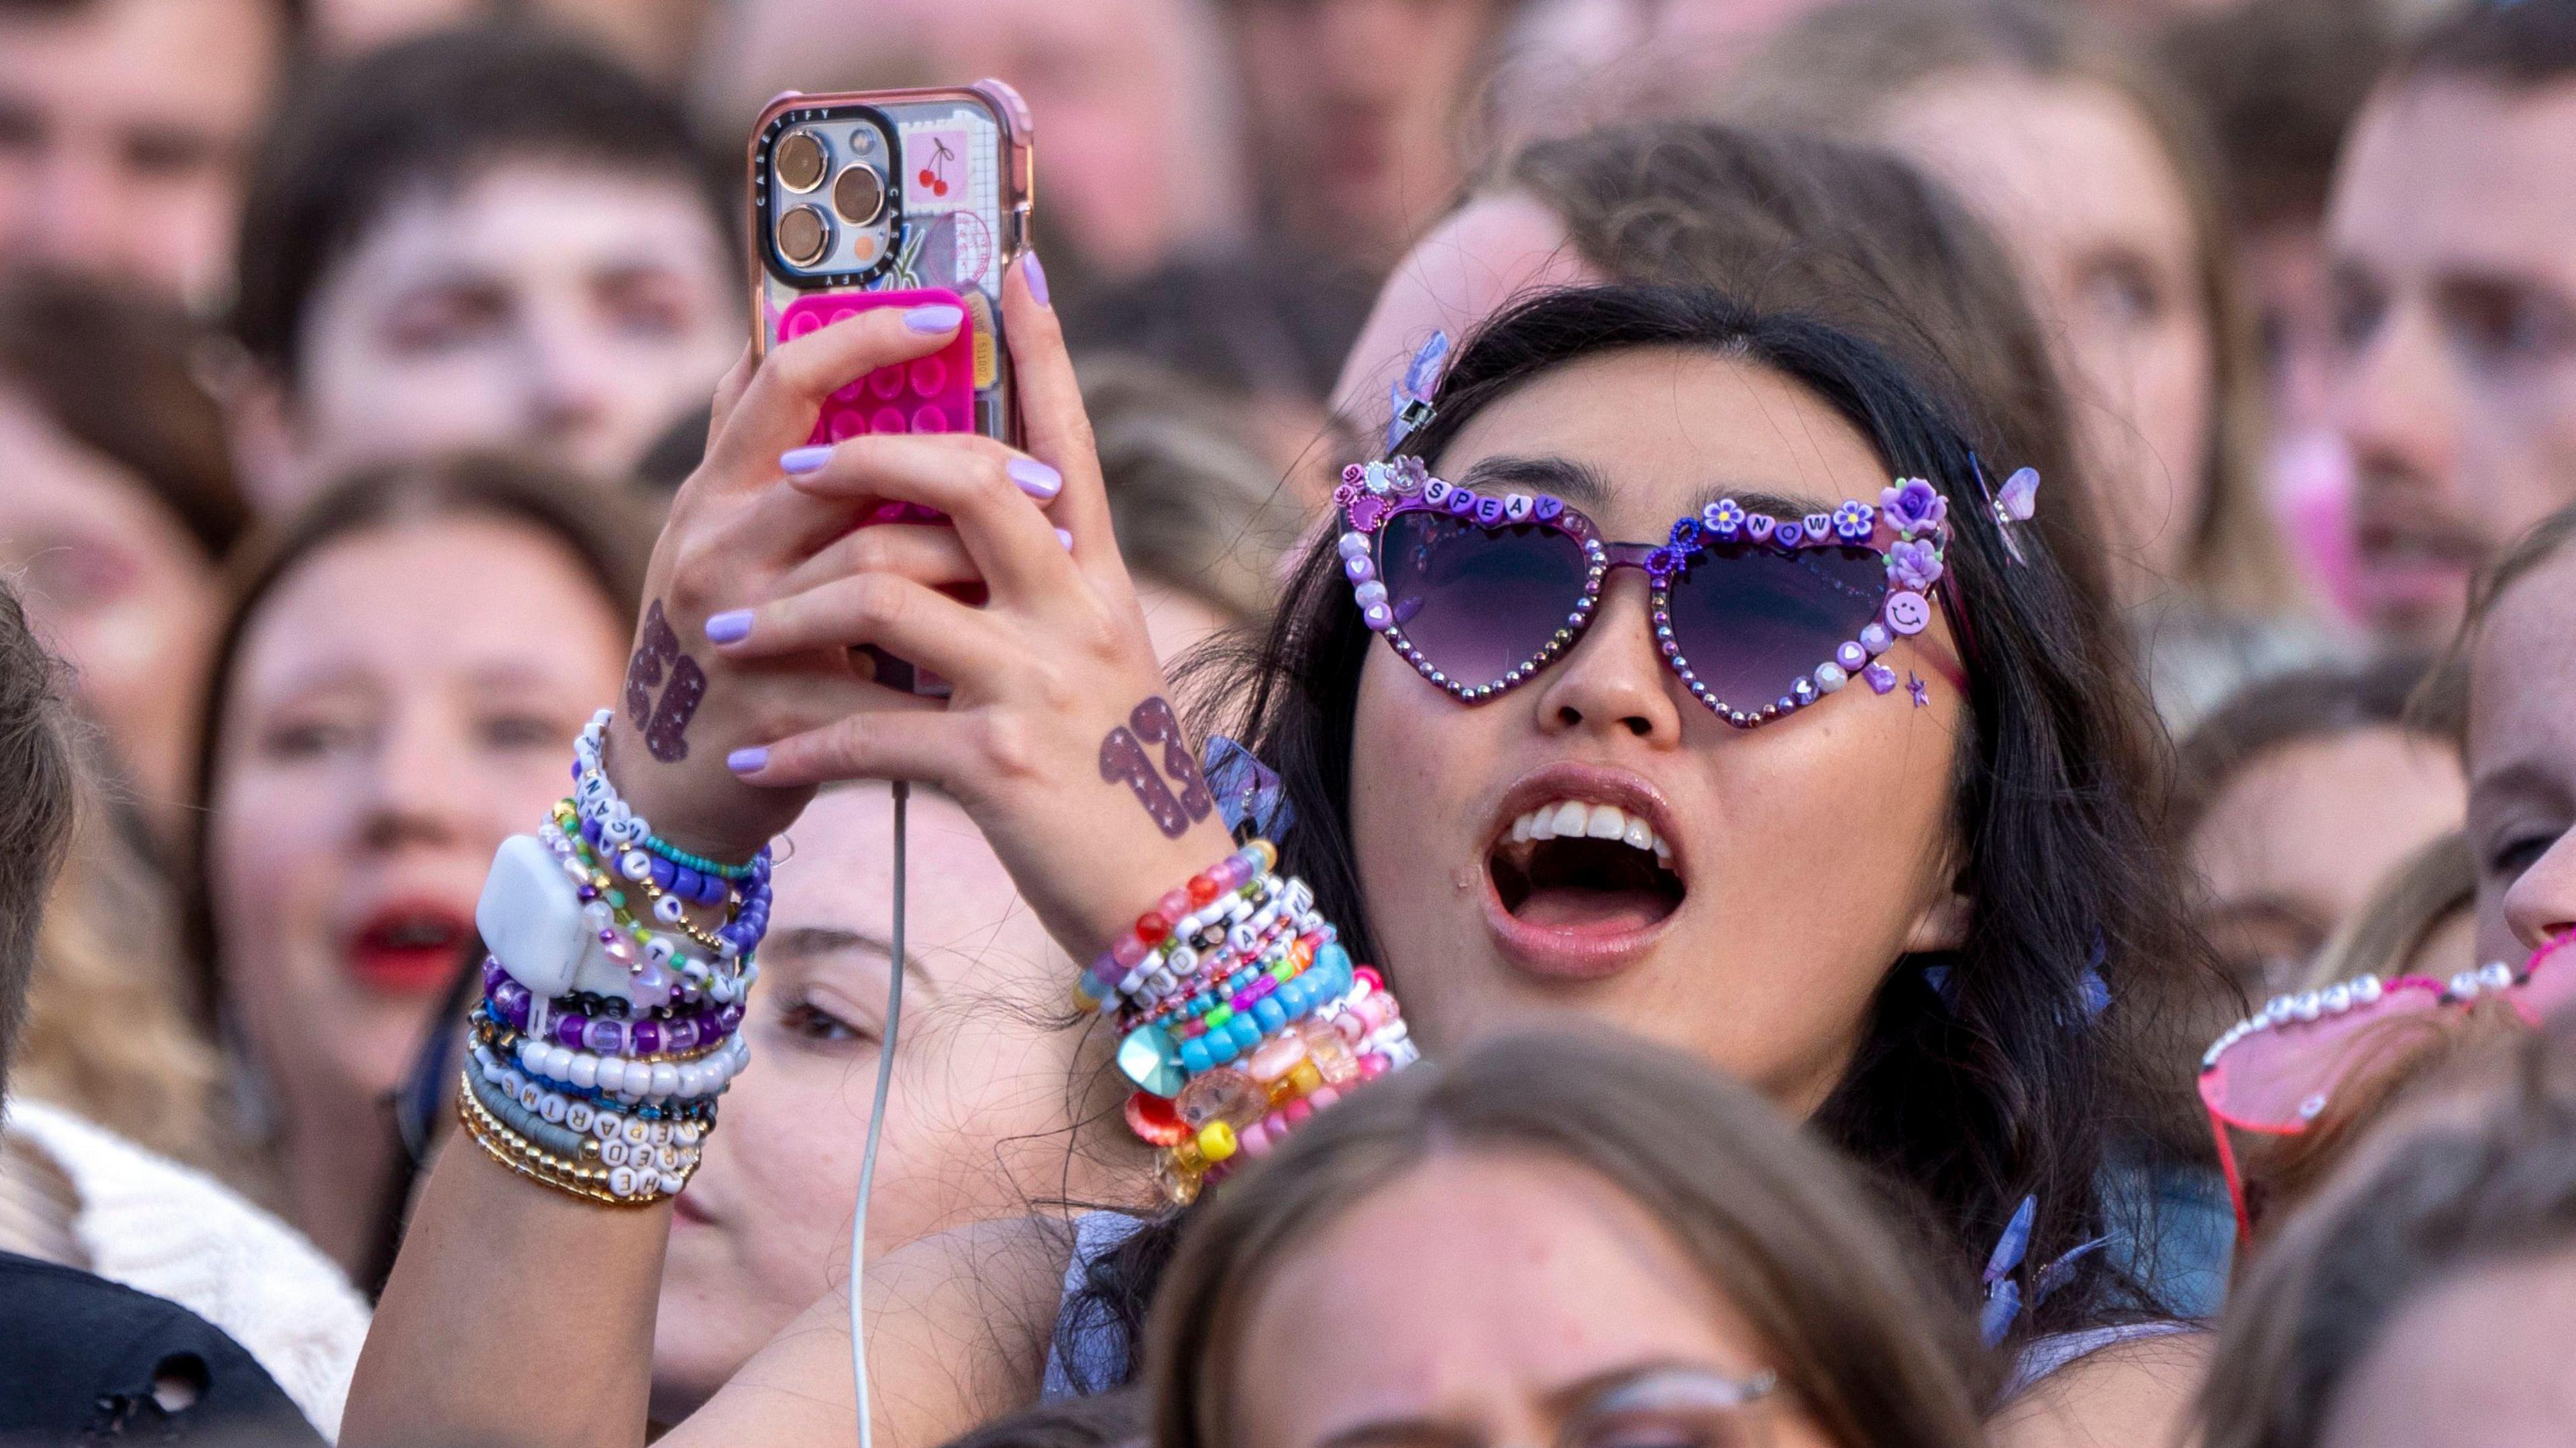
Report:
749,83,1032,696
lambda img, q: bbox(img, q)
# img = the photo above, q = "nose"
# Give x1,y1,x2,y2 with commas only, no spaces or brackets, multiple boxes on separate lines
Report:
2334,298,2459,505
357,709,471,852
2502,832,2576,957
523,313,613,441
1529,573,1684,745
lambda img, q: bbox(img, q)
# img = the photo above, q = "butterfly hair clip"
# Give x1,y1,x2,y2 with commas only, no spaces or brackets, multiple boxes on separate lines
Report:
1383,331,1448,457
1972,455,2041,567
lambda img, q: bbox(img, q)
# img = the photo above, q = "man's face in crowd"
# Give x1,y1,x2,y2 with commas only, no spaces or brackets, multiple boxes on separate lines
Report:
2328,76,2576,647
0,0,284,307
1227,0,1502,271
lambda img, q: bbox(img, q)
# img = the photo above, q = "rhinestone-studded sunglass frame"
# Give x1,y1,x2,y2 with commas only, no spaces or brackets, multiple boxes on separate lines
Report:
1334,460,1965,729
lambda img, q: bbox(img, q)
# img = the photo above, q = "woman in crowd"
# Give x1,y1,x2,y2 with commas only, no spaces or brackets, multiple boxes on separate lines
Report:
353,260,2212,1447
1739,0,2316,724
190,455,649,1279
0,272,250,834
651,360,1295,1423
1147,1031,1992,1448
2198,1020,2576,1448
2174,657,2462,1006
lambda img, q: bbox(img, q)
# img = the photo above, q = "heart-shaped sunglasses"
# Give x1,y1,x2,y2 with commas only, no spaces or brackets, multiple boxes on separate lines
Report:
1334,457,1965,728
2198,932,2576,1236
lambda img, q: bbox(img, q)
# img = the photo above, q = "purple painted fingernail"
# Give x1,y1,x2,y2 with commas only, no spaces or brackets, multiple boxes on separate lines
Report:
727,746,769,775
1057,528,1075,552
1023,251,1051,308
1009,456,1063,500
903,304,964,333
781,445,833,474
704,610,753,645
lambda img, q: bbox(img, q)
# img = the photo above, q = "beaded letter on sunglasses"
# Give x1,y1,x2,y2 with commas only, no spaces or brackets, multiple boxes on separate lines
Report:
1335,456,1966,727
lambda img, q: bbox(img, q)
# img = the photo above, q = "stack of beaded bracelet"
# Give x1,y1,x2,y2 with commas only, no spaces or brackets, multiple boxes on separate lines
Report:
461,710,769,1205
1085,840,1418,1205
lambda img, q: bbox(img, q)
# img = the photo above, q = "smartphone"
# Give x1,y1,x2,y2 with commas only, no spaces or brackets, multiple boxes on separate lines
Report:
749,80,1034,694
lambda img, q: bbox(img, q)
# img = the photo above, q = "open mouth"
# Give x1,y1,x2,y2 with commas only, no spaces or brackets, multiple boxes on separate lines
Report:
1488,799,1684,936
344,903,475,994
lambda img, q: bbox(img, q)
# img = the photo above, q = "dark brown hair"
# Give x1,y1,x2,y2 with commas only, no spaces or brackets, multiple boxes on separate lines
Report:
2396,0,2576,91
1148,1032,1993,1448
182,451,655,1024
1734,0,2298,618
0,270,249,559
1504,119,2112,618
2160,0,2394,230
2199,1019,2576,1448
0,575,78,1097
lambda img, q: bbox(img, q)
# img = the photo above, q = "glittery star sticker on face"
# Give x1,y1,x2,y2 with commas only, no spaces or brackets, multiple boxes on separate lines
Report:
1908,672,1929,708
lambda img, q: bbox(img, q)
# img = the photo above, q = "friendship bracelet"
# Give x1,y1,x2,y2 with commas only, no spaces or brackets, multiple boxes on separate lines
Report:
467,708,767,1208
1090,838,1420,1205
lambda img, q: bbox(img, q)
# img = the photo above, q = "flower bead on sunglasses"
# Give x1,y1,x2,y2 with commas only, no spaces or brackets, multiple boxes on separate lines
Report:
1334,459,1978,728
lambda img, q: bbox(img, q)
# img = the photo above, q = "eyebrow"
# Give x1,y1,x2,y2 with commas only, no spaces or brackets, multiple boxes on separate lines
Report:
2469,756,2576,819
759,924,939,996
1448,455,1847,526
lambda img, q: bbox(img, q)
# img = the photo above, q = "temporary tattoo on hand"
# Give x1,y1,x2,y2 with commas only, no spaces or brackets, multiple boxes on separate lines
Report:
624,600,708,763
1101,726,1191,838
1129,697,1214,823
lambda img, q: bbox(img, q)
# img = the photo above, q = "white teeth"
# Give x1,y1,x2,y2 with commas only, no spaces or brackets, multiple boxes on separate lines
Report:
1502,800,1678,873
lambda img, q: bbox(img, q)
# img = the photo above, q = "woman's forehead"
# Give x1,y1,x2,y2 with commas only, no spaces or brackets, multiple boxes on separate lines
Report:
1438,347,1888,534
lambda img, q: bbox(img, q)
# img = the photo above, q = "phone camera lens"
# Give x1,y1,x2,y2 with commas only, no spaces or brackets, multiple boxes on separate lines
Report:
833,164,887,226
775,131,828,193
777,204,831,266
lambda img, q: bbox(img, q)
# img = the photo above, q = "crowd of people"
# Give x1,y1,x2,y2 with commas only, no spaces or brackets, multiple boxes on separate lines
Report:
3,0,2575,1443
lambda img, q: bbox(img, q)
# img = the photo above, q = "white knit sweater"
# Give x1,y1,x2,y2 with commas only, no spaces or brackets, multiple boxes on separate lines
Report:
0,1097,371,1439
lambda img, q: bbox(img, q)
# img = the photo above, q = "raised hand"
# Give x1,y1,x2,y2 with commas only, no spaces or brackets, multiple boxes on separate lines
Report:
708,257,1238,958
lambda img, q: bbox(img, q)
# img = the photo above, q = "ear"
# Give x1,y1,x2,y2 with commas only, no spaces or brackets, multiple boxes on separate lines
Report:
1902,880,1974,954
217,360,311,513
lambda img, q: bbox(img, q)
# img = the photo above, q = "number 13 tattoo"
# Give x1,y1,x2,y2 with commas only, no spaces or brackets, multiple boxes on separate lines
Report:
1099,696,1215,838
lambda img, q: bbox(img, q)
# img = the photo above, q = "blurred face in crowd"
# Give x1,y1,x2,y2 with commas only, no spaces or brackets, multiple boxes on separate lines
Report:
1878,68,2215,608
0,0,283,306
307,0,710,83
1227,0,1505,270
1232,1151,1831,1448
2189,729,2463,999
2328,78,2576,648
2465,545,2576,968
2318,1247,2576,1448
653,783,1126,1420
0,387,217,822
1334,191,1597,438
206,514,625,1244
1348,347,1968,1113
242,160,739,510
930,0,1243,280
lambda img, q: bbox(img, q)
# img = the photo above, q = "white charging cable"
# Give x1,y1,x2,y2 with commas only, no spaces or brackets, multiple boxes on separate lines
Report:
849,778,908,1448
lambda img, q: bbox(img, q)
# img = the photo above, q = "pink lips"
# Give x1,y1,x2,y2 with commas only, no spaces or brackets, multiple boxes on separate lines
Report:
1479,763,1686,983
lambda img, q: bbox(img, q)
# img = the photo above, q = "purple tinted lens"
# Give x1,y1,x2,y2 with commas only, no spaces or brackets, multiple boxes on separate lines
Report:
1377,510,1589,688
1664,544,1889,710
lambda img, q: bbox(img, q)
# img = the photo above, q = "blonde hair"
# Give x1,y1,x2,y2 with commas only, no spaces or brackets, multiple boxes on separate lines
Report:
14,733,225,1171
1731,0,2303,618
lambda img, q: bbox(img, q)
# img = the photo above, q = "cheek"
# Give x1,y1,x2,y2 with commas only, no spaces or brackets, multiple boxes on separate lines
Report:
1348,658,1481,892
209,760,349,955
